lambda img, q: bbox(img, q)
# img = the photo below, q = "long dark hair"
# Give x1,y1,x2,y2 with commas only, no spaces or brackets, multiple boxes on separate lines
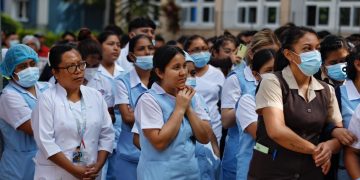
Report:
320,35,350,62
274,26,318,71
251,49,276,72
346,48,360,81
127,34,152,62
148,45,185,88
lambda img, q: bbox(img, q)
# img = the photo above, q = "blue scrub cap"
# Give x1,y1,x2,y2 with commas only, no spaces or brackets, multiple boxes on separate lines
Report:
0,44,39,77
184,51,194,62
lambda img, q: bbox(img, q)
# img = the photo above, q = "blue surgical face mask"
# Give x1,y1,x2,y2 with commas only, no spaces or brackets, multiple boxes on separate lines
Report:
191,51,211,68
326,62,347,81
186,77,196,88
135,55,153,70
293,50,322,76
9,40,19,47
14,67,40,88
152,39,156,46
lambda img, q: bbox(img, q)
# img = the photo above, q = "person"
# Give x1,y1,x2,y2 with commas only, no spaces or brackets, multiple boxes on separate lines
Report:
248,26,343,179
220,29,280,180
185,51,221,180
134,45,209,179
61,31,77,43
31,44,114,179
92,31,124,121
342,50,360,180
315,35,350,88
234,49,275,180
117,17,156,71
0,44,50,179
155,34,165,50
314,35,352,180
345,104,360,180
22,35,48,74
209,34,240,76
77,38,102,85
34,33,50,58
109,34,155,179
184,35,225,145
3,32,19,49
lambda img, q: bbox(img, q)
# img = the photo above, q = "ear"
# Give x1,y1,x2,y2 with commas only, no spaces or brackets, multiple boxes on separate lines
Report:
129,32,136,39
252,70,260,81
155,68,164,80
51,68,58,80
283,49,298,64
247,50,254,60
127,52,136,63
354,59,360,72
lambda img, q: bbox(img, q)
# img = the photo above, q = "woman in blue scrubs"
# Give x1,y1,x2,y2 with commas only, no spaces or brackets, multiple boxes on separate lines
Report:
0,44,50,179
111,34,155,180
134,45,209,180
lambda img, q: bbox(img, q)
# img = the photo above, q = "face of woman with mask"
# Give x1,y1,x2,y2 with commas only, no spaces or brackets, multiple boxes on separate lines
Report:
250,49,276,82
283,32,321,77
320,36,350,82
127,35,155,70
12,59,40,88
187,37,211,69
185,61,197,88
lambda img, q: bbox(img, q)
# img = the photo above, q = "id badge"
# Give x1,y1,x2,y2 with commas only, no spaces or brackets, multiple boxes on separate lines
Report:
72,146,88,165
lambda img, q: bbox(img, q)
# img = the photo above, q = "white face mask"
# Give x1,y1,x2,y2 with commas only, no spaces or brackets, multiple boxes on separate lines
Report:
84,68,98,82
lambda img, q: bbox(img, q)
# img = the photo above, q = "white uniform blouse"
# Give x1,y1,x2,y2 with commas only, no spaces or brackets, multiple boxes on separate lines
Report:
31,83,114,179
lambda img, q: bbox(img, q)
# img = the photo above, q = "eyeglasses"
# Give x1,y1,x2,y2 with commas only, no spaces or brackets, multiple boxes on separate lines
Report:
57,61,87,74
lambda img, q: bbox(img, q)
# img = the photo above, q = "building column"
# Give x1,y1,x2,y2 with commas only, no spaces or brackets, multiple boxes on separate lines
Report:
215,0,223,36
280,0,291,25
37,0,49,30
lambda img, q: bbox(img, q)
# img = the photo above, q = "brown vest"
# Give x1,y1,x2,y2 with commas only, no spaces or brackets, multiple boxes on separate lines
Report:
248,71,330,180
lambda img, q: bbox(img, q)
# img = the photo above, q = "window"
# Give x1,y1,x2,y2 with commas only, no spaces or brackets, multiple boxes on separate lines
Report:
178,0,215,25
267,7,277,24
318,7,329,25
340,7,351,26
17,0,29,22
306,5,329,26
237,7,257,24
307,6,316,26
238,7,246,23
354,7,360,26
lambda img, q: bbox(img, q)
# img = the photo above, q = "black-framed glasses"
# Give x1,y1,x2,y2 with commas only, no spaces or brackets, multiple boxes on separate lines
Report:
57,61,87,74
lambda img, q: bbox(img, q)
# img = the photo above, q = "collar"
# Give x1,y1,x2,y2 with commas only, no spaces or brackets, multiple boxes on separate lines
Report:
9,81,46,99
345,80,360,100
151,82,166,95
98,64,124,79
244,66,257,85
129,68,143,88
282,66,324,90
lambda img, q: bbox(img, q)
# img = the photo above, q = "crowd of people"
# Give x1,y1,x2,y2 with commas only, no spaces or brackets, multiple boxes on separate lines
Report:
1,17,360,180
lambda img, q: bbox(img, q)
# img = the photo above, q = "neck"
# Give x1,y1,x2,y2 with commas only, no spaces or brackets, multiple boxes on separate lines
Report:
101,61,115,75
354,76,360,93
66,87,81,102
195,64,209,77
159,82,177,96
135,66,151,86
289,63,311,87
25,85,37,97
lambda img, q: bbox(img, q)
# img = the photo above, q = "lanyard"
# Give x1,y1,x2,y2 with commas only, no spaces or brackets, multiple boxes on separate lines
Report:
69,98,87,149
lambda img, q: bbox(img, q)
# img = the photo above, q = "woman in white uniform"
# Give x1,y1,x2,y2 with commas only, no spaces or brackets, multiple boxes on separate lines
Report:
0,44,50,179
32,44,114,179
184,35,225,144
